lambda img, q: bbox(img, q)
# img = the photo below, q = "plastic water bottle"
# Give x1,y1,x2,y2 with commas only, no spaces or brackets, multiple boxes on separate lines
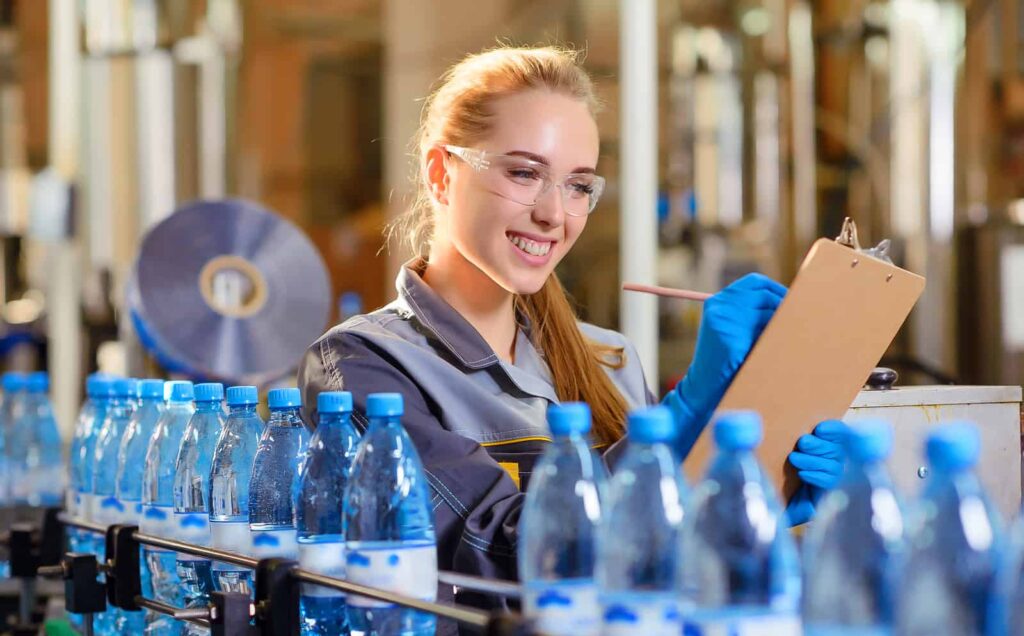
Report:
116,379,164,600
3,372,28,504
67,374,114,563
803,420,904,636
91,378,138,528
0,375,11,508
249,388,309,560
17,371,64,506
142,380,195,613
678,411,802,634
597,406,685,636
344,393,436,636
90,377,142,635
518,402,605,636
996,516,1024,634
116,379,166,521
895,422,1002,636
0,371,26,578
209,385,263,593
174,382,224,631
297,391,360,635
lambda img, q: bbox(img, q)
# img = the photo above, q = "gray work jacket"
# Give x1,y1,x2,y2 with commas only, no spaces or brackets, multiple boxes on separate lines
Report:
297,259,660,585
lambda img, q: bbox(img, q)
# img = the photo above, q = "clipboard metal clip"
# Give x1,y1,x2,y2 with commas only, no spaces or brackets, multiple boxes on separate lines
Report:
835,217,894,264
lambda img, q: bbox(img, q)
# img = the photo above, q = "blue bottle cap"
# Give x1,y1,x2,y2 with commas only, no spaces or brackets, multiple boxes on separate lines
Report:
194,382,225,402
366,393,403,418
926,422,980,472
167,381,195,403
713,411,763,451
226,386,258,406
268,387,301,409
111,377,137,398
628,406,676,444
138,379,165,400
547,402,592,437
844,420,893,463
318,391,353,414
25,371,49,394
2,372,26,392
86,373,113,397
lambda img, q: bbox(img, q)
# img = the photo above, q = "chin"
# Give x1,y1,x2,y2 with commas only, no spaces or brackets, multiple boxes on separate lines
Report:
500,272,549,296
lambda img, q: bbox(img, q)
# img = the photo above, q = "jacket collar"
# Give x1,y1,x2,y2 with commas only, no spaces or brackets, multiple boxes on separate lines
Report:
396,258,500,370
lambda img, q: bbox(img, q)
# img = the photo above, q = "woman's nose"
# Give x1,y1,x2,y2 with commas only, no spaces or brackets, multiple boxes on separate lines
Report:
530,185,566,228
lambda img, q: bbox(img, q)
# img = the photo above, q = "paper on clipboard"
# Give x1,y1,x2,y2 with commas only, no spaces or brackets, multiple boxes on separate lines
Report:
681,238,926,499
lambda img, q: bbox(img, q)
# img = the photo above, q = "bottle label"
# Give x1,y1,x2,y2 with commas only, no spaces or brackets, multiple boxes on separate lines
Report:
77,491,93,522
523,579,601,636
173,512,211,561
40,467,65,500
91,495,129,527
210,521,253,570
682,612,802,636
346,543,438,608
140,505,176,552
601,594,681,636
250,528,298,559
120,499,143,526
66,490,78,517
298,541,346,598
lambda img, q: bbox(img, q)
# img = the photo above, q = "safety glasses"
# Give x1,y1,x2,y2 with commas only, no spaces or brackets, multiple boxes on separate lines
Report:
444,145,605,216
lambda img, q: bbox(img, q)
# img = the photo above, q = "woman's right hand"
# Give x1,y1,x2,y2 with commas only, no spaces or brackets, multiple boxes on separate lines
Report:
665,272,787,457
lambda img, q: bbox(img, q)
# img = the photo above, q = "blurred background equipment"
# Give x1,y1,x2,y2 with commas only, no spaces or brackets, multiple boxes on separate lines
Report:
128,199,331,385
0,0,1008,424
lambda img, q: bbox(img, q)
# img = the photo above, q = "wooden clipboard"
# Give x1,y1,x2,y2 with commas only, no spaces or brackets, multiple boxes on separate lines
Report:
681,238,926,499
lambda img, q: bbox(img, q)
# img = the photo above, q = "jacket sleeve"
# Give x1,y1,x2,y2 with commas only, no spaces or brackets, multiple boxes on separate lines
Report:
297,328,523,582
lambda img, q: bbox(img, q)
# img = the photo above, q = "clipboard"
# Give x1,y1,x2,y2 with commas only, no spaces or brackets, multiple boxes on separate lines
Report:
681,237,926,499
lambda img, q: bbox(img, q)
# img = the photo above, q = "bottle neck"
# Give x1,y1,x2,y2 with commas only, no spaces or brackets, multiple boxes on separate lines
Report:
269,406,302,425
553,431,587,445
195,400,221,413
167,400,193,412
228,403,258,416
367,413,401,429
138,396,162,408
319,411,353,430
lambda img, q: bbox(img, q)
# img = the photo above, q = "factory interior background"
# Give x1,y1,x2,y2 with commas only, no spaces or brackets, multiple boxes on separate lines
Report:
0,0,1016,434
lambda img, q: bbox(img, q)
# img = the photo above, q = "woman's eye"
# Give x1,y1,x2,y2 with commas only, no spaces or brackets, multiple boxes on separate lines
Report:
507,167,541,181
567,181,595,197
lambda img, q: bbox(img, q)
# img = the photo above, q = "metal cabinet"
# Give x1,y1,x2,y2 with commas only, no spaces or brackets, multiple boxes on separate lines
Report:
844,385,1022,520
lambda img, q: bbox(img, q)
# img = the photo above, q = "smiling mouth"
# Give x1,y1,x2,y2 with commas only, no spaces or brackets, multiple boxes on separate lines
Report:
506,232,553,257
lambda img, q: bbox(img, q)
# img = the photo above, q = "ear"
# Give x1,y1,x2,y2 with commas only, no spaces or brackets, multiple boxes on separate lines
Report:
424,146,451,206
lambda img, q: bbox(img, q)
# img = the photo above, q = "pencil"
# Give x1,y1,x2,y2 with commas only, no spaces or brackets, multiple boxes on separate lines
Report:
622,283,712,302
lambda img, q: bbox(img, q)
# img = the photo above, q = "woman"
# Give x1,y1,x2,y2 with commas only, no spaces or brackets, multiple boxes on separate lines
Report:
298,46,844,583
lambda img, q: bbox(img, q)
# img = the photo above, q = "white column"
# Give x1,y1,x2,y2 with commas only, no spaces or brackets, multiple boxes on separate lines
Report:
47,0,83,437
619,0,659,381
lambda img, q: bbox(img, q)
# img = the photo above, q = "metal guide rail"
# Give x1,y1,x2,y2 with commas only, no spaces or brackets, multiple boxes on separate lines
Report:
4,508,536,636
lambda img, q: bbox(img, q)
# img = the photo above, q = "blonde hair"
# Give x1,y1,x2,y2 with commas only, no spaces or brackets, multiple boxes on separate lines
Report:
393,45,627,445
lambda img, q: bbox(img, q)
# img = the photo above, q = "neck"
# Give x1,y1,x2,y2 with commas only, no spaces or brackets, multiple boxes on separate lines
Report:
422,246,518,363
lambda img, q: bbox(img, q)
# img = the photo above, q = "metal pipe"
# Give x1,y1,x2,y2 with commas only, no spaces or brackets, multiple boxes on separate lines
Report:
58,515,501,628
18,578,34,624
619,0,659,382
437,570,521,598
59,516,106,535
134,596,212,628
293,569,490,628
81,614,94,636
132,531,258,569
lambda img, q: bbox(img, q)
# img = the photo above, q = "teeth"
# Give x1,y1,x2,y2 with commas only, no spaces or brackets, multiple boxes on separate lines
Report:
507,234,552,257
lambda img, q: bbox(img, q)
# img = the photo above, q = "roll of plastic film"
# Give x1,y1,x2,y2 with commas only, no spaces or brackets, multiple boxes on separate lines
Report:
129,198,331,384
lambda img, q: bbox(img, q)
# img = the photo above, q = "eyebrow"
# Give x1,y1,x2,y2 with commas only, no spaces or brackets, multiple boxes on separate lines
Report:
505,150,596,175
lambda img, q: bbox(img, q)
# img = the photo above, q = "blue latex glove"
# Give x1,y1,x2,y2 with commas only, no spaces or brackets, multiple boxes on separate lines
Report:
785,419,850,526
663,273,787,458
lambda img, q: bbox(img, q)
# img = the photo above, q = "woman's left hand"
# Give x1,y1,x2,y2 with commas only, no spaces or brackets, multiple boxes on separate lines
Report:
785,419,849,526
